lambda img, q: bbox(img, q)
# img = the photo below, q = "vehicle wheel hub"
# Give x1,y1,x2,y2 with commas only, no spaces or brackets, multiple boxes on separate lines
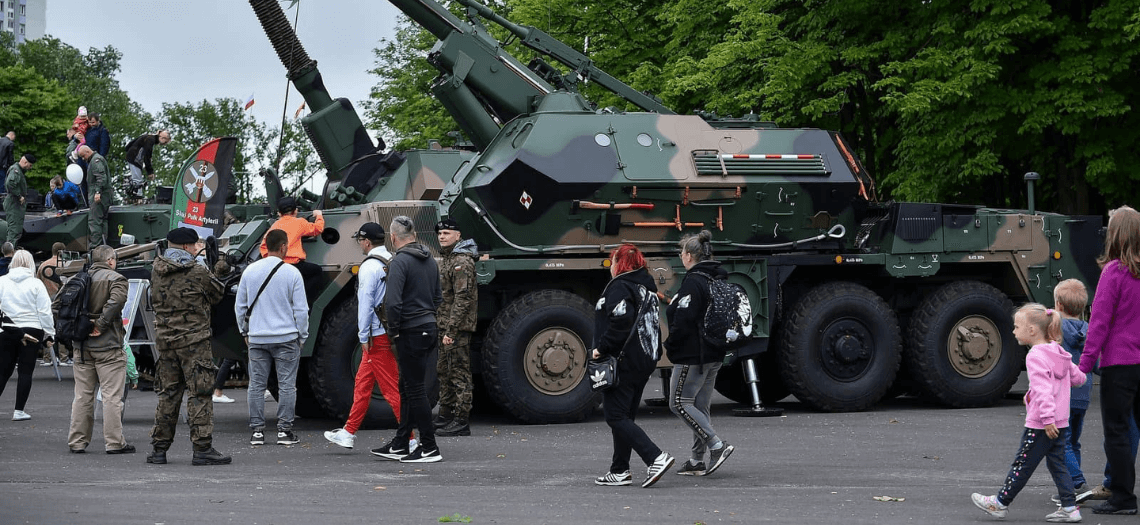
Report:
524,327,586,395
948,315,1001,378
821,319,873,381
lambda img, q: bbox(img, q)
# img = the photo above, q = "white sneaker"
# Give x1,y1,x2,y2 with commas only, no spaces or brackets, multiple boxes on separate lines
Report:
972,493,1008,519
12,410,30,421
1046,506,1082,523
212,394,236,404
642,452,675,488
409,438,419,453
324,428,355,449
264,390,274,400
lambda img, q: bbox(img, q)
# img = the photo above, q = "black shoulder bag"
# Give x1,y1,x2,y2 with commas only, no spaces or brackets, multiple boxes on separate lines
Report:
588,285,649,392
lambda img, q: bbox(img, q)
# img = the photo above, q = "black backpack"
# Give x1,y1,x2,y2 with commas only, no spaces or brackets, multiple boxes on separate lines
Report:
55,264,94,350
691,270,753,350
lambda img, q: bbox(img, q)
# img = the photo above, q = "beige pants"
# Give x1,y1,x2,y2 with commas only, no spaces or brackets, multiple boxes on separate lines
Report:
68,349,127,451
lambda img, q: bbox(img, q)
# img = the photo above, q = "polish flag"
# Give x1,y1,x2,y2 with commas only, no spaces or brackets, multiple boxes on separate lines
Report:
243,94,255,111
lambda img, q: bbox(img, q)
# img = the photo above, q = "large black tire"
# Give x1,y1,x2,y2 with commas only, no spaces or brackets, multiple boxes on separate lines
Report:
715,351,791,405
308,299,439,430
481,290,599,424
779,282,901,412
905,281,1019,408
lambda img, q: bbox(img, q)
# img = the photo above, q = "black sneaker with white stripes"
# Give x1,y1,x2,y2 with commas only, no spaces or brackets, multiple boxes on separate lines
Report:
595,471,632,486
642,452,675,488
399,447,443,463
250,430,265,445
369,439,409,460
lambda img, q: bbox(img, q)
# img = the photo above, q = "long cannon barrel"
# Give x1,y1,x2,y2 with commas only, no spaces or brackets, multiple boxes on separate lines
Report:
249,0,384,187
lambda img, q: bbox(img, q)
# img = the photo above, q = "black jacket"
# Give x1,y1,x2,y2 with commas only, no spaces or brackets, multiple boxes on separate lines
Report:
384,242,442,333
0,136,13,172
593,267,660,373
86,124,111,157
125,133,159,173
665,260,727,365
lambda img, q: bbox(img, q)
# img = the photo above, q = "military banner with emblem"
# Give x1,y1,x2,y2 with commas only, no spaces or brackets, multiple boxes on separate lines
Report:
170,137,237,238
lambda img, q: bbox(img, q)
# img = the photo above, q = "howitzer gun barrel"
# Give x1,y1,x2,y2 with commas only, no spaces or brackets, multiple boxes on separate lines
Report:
248,0,333,110
388,0,470,41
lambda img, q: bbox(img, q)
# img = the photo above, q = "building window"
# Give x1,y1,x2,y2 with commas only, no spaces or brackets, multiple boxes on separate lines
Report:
19,23,23,35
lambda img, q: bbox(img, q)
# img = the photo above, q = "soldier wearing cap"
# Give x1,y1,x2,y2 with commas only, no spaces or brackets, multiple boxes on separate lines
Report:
433,218,478,436
3,152,34,246
146,227,231,466
259,196,324,301
323,222,411,450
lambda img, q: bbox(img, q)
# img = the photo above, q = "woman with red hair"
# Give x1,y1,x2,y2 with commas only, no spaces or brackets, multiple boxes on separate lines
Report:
591,244,675,488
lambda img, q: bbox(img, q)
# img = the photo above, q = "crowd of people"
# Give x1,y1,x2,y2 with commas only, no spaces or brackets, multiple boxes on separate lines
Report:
1,105,171,249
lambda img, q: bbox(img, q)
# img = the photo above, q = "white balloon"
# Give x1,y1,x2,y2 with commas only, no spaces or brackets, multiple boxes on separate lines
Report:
66,164,83,185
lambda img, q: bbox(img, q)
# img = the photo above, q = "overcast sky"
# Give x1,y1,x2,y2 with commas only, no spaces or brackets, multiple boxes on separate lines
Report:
44,0,401,131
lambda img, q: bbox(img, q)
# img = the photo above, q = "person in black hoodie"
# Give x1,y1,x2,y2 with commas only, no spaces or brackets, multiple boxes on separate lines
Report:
369,215,444,464
665,230,735,477
592,244,675,488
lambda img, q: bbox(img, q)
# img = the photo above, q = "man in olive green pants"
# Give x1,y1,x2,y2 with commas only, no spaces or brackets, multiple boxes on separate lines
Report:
78,146,112,248
3,153,34,246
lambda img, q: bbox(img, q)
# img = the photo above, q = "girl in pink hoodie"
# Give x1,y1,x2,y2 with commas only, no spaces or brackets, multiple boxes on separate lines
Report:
972,304,1087,523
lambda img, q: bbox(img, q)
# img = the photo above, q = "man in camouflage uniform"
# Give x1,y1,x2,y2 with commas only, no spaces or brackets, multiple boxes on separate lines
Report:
3,153,34,246
146,227,231,466
78,146,112,247
433,218,478,437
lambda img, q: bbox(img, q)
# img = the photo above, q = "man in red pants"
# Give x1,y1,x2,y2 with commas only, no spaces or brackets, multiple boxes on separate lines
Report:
323,222,412,450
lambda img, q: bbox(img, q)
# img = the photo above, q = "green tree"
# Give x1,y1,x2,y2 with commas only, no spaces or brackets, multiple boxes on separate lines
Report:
16,37,152,172
364,16,459,151
0,64,78,192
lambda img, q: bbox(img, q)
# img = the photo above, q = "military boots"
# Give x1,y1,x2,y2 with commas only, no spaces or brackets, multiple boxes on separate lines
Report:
145,449,167,464
192,447,233,466
438,419,470,437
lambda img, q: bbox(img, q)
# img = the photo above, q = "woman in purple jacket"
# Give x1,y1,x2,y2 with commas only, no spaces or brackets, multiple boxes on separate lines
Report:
1078,205,1140,515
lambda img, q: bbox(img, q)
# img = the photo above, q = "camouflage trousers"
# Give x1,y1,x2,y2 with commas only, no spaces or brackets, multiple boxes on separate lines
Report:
150,340,218,452
437,331,473,420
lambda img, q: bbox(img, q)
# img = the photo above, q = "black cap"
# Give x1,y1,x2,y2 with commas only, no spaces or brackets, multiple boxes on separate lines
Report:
435,218,460,233
166,227,199,245
352,222,386,241
277,196,297,213
22,153,35,164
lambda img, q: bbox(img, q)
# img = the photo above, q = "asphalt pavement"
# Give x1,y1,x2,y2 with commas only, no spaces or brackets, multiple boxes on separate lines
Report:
0,368,1122,524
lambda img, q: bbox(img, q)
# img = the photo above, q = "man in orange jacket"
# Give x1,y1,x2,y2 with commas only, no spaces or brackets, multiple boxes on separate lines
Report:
259,196,324,302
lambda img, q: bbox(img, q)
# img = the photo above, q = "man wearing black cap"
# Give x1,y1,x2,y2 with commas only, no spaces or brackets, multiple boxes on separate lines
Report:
259,195,324,302
325,222,409,451
147,227,231,466
4,152,34,246
434,218,478,437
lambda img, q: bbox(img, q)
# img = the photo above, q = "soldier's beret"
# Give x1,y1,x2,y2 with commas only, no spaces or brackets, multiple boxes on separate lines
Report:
276,196,297,213
22,153,35,164
352,222,386,241
435,218,460,233
166,227,199,245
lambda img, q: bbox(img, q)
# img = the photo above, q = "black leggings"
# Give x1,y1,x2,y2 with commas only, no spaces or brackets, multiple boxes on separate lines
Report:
213,358,239,391
0,327,45,411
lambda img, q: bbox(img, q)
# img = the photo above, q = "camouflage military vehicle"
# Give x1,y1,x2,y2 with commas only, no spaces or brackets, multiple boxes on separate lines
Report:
203,0,1106,426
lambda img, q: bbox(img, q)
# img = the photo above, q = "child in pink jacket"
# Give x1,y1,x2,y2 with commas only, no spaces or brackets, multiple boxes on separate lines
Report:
972,303,1086,523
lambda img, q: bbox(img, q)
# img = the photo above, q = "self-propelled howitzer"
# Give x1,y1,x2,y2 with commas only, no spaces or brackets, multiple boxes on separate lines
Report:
224,0,1104,426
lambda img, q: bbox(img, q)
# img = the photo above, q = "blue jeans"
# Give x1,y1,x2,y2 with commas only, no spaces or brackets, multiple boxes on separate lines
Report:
1064,407,1087,486
669,362,723,463
247,340,300,431
998,427,1075,507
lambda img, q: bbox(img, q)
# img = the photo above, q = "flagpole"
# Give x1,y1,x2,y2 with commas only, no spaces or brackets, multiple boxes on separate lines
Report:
276,0,301,176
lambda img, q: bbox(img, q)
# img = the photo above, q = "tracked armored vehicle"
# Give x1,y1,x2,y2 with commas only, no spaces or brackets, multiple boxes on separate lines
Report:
193,0,1106,426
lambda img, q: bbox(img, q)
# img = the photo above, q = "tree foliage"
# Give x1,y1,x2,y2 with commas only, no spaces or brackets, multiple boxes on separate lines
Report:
0,64,78,192
367,0,1140,215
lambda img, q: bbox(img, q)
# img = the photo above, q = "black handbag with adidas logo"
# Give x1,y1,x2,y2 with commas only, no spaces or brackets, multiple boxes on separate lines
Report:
588,286,650,392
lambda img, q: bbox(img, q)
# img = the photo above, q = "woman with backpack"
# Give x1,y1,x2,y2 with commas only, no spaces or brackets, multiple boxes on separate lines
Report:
665,230,735,476
591,244,675,488
0,250,56,421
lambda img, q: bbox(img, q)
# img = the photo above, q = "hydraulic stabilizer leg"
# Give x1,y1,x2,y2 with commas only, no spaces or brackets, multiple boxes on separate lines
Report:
733,357,784,417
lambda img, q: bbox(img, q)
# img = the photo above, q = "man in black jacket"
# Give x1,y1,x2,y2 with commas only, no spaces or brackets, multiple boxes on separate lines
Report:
124,130,170,202
0,131,15,173
369,215,443,464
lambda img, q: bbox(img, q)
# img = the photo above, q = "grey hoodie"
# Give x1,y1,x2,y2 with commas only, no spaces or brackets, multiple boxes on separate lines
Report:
384,242,442,334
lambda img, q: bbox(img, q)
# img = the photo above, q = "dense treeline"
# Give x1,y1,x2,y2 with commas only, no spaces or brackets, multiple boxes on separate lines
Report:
367,0,1140,215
